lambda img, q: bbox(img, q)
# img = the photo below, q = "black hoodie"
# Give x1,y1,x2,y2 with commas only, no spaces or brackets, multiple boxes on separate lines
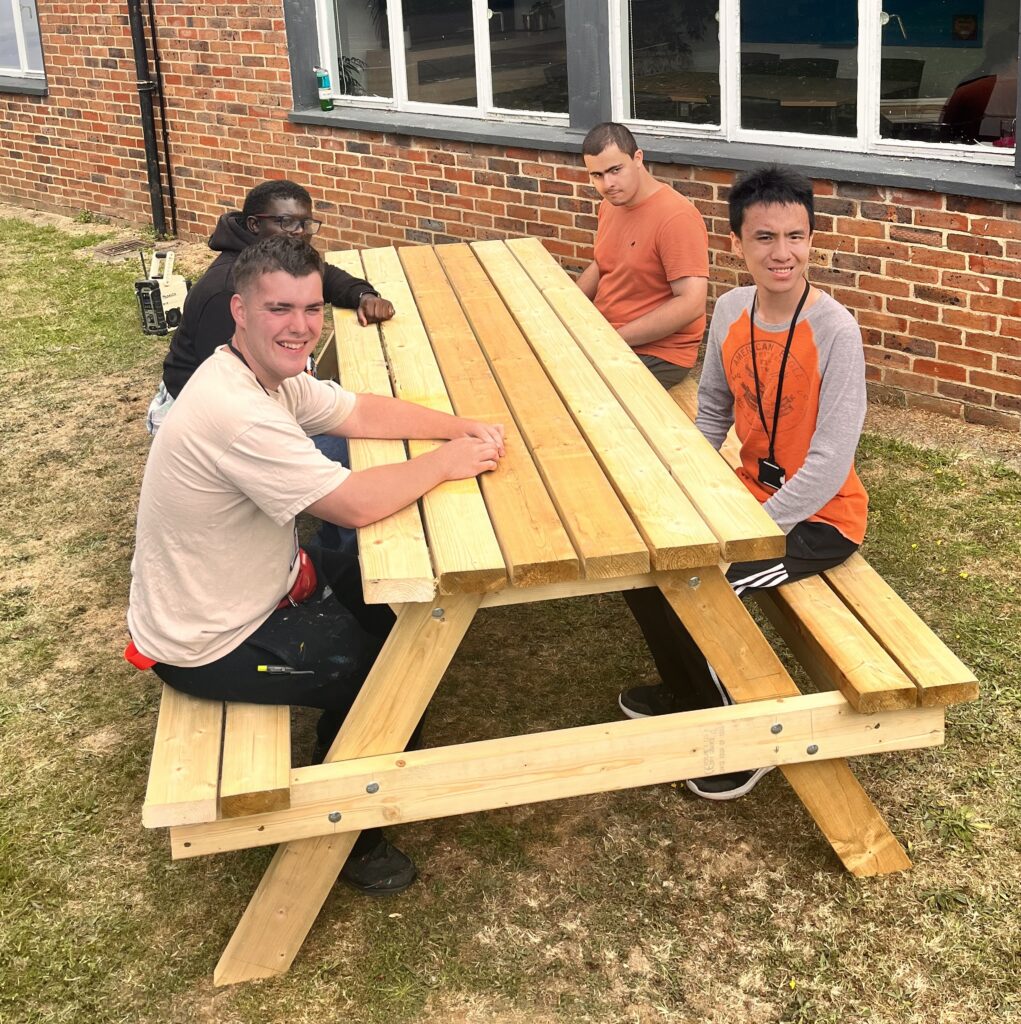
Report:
161,212,378,398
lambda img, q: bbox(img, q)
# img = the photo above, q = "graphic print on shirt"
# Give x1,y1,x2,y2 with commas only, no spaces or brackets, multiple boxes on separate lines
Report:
728,337,811,442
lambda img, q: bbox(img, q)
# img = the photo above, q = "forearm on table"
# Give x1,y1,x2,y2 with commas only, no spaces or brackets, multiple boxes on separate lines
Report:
330,393,463,440
306,451,450,529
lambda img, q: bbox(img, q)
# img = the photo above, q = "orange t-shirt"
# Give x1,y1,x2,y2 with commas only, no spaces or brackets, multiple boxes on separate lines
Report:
593,184,709,367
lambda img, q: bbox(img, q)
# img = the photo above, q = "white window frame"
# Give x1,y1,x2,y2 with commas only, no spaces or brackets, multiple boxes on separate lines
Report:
1,0,45,79
611,0,1014,166
316,0,570,126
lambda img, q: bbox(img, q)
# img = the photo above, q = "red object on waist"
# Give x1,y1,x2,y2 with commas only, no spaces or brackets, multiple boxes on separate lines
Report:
277,547,318,608
124,639,157,671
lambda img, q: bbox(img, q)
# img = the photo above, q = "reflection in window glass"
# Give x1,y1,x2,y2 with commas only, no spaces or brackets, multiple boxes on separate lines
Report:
740,0,857,137
489,0,567,112
628,0,721,124
334,0,392,97
1,0,44,74
404,0,476,107
879,0,1017,149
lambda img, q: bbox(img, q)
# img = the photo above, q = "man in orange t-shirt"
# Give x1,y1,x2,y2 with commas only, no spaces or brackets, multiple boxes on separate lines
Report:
575,122,709,388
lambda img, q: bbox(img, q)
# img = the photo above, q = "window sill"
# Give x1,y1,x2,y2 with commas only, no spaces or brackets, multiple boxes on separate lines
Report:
291,105,1021,203
0,74,47,96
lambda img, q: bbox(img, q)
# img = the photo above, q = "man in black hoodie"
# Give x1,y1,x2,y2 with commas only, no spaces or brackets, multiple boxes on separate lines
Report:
147,179,394,432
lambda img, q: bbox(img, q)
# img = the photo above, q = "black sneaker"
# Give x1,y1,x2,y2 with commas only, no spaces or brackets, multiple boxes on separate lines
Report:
685,766,776,801
340,837,418,895
618,683,689,719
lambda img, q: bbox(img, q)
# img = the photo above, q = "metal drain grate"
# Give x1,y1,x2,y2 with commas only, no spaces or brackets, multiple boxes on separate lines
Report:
94,239,147,257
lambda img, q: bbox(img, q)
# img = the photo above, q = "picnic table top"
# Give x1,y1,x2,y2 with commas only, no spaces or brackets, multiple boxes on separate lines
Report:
325,237,784,605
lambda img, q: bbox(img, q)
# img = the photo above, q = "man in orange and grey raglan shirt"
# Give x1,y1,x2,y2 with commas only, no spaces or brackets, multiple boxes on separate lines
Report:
618,165,868,802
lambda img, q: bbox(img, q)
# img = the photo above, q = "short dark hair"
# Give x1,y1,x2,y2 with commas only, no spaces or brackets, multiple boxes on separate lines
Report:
728,166,815,235
233,234,324,295
582,122,638,158
241,179,313,219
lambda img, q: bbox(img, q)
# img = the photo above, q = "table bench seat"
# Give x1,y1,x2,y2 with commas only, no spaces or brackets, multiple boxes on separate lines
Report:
142,684,291,828
668,377,979,714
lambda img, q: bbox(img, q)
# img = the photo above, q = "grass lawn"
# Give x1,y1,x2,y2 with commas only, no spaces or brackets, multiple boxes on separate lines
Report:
0,213,1019,1024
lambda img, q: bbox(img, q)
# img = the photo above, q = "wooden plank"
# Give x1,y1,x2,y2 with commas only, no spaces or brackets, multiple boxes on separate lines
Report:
398,245,579,589
668,375,743,469
211,594,480,986
172,692,943,858
465,241,719,571
656,568,912,875
824,554,980,707
313,329,338,385
400,248,649,581
325,250,436,605
142,685,223,829
359,246,507,596
499,237,784,564
219,703,291,818
481,572,658,607
756,577,919,712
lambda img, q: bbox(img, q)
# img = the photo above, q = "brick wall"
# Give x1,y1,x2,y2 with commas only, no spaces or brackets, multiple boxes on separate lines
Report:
2,1,1018,431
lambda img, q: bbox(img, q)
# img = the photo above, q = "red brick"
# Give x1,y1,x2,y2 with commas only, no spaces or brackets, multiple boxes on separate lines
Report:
914,209,968,231
966,332,1021,357
947,232,1004,256
914,359,967,382
968,254,1021,278
969,371,1021,397
882,368,935,393
905,393,964,418
964,406,1021,430
936,344,993,370
936,380,992,405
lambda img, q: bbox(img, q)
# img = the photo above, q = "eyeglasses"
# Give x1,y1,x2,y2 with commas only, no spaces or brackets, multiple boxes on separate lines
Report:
249,214,323,235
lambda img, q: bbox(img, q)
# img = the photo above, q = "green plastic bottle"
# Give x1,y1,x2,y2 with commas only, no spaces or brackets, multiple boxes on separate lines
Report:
315,66,334,111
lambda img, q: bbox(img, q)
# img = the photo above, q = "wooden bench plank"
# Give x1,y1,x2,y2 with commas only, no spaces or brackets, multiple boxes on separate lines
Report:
824,554,980,707
468,240,719,571
219,703,292,818
500,237,784,564
412,247,650,580
756,578,919,712
358,246,507,596
325,250,436,605
398,244,580,589
143,684,223,828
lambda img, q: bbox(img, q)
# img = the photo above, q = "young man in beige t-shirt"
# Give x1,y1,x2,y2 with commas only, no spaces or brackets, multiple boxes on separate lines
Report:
127,234,504,894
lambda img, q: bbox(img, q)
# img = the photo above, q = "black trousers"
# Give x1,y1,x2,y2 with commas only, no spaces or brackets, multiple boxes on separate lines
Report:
154,546,398,752
624,521,858,712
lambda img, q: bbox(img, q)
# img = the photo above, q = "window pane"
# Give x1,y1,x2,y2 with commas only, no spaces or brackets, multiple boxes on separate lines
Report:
22,0,43,72
335,0,392,97
879,0,1017,149
740,0,858,137
628,0,721,124
1,2,20,69
404,0,476,106
489,1,567,112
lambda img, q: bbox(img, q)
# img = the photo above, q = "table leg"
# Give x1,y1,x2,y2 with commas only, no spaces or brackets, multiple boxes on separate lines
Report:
213,594,481,986
657,568,911,876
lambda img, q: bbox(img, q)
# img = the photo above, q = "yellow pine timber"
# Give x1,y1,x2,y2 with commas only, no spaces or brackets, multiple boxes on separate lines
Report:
756,578,918,712
398,244,579,588
468,240,718,570
501,236,783,563
358,246,506,595
428,245,649,579
219,703,291,818
212,595,480,986
171,691,943,859
824,554,979,706
142,685,223,828
325,250,436,604
657,568,912,875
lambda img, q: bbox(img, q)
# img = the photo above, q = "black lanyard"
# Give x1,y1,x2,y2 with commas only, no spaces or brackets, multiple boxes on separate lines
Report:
749,280,810,463
227,340,270,396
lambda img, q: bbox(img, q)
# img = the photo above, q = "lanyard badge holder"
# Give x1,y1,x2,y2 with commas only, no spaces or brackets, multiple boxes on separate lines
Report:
750,280,810,491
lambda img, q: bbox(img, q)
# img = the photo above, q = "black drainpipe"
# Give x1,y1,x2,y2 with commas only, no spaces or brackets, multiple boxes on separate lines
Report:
127,0,166,237
146,0,178,235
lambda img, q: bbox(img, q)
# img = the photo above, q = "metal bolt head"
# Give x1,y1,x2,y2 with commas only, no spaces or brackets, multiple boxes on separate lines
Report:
687,576,701,589
807,744,819,755
771,723,783,735
431,608,444,619
328,811,342,823
366,782,380,794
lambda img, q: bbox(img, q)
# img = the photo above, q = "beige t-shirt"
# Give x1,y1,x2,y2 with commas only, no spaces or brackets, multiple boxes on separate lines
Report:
127,347,355,667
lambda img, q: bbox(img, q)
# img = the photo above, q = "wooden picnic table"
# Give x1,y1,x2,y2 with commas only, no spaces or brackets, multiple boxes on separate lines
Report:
158,238,965,985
